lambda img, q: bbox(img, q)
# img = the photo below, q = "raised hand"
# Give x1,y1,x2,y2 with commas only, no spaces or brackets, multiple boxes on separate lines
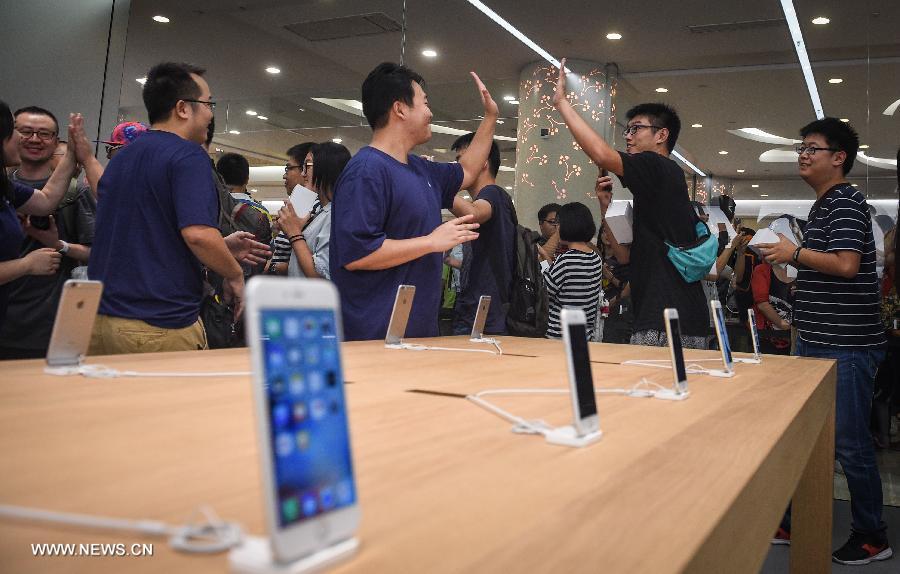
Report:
552,58,568,107
428,214,479,252
470,71,499,119
67,113,93,166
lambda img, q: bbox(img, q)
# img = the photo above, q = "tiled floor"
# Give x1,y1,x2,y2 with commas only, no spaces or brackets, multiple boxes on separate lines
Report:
834,417,900,507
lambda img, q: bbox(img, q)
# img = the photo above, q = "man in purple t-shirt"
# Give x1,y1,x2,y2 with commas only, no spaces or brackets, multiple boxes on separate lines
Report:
88,62,250,355
330,62,499,341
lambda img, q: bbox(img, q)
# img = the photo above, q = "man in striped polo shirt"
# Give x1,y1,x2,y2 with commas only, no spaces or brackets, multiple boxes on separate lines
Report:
759,118,890,565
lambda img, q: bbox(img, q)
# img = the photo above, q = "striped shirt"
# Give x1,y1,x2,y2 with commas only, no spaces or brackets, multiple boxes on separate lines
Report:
544,250,603,339
271,231,292,264
794,183,885,348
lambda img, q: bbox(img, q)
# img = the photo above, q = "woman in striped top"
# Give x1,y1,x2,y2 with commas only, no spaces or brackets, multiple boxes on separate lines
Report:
541,202,603,339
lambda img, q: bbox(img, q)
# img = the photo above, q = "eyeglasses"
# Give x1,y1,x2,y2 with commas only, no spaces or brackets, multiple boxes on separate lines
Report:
622,124,662,138
541,218,559,226
795,144,839,156
182,98,217,111
16,128,58,142
284,164,303,173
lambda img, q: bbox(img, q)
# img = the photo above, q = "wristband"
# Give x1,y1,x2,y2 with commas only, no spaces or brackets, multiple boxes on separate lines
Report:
290,236,305,244
792,246,802,263
287,234,302,242
57,240,70,255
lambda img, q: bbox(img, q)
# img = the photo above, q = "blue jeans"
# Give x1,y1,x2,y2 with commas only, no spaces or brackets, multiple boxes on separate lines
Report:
782,340,887,538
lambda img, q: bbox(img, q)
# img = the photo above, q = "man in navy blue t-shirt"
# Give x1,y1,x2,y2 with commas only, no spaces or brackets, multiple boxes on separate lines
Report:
330,62,499,341
449,132,515,336
88,62,246,355
759,118,890,565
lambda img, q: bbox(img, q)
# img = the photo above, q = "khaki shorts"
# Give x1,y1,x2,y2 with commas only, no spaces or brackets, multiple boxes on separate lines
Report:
89,315,208,356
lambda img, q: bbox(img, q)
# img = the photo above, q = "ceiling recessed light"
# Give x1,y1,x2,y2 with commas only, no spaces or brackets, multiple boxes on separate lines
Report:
759,194,769,197
152,15,170,23
332,138,342,144
297,108,305,112
136,77,147,85
828,78,843,84
245,110,257,116
496,119,504,124
655,87,668,93
859,144,869,149
257,116,268,121
840,118,850,122
503,95,515,101
505,186,513,190
752,184,760,188
691,123,702,128
509,100,519,105
606,32,622,40
737,169,745,173
422,49,438,58
250,189,258,193
811,17,830,25
265,66,281,75
433,148,447,153
228,130,240,135
718,150,729,155
852,183,859,187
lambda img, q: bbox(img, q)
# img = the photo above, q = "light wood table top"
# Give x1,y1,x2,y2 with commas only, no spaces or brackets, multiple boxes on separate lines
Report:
0,337,835,573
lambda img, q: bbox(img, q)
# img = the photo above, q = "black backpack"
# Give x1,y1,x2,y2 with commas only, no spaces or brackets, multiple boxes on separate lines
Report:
486,190,548,338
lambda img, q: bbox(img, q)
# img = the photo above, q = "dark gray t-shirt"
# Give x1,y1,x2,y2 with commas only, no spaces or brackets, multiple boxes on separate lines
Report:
454,185,516,334
0,173,95,351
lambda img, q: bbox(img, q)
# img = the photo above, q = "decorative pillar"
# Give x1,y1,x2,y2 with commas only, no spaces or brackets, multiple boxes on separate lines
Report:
513,60,617,228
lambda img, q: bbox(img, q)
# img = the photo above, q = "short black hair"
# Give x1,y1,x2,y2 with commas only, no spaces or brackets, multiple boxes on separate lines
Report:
143,62,206,124
558,202,596,243
310,142,351,199
538,203,562,223
799,117,859,175
286,142,315,165
625,103,681,152
14,105,59,133
450,132,500,177
361,62,425,130
216,153,250,187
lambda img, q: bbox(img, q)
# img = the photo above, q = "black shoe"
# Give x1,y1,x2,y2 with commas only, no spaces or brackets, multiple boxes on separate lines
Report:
832,532,893,565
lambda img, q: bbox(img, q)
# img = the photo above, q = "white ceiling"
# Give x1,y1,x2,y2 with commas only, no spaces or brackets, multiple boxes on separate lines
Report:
119,0,899,201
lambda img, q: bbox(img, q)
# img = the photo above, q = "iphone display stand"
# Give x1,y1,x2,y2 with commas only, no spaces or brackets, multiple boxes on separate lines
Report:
229,536,358,574
543,425,603,448
653,388,690,401
733,357,761,364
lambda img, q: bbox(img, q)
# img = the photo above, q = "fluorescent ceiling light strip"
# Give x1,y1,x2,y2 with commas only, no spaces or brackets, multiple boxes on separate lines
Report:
780,0,824,119
464,0,562,69
728,128,801,146
671,149,706,177
884,97,900,116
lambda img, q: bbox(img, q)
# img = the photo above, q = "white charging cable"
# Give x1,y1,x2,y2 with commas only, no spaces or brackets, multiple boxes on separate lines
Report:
467,378,674,434
389,340,502,356
44,365,251,379
0,504,242,554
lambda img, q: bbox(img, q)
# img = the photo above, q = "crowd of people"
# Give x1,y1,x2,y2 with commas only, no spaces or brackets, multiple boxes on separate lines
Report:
1,57,899,565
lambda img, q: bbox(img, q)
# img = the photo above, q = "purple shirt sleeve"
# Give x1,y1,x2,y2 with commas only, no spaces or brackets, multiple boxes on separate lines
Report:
332,173,389,266
12,181,35,209
171,148,219,229
425,160,464,209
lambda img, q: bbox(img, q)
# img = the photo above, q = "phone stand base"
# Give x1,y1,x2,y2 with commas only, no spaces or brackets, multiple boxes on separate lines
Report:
653,389,690,401
733,357,761,364
469,337,496,344
43,365,82,376
703,369,735,378
543,425,603,448
229,536,359,574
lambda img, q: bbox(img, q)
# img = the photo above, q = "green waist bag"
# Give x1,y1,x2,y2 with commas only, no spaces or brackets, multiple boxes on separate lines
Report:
664,222,719,283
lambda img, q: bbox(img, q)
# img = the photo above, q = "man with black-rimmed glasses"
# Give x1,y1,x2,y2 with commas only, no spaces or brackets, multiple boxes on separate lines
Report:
760,118,890,566
88,62,260,355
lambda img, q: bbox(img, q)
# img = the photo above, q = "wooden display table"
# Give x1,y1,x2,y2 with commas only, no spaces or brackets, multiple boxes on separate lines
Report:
0,337,834,573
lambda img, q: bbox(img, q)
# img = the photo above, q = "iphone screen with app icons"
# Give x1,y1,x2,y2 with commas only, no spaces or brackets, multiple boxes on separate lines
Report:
261,309,356,528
